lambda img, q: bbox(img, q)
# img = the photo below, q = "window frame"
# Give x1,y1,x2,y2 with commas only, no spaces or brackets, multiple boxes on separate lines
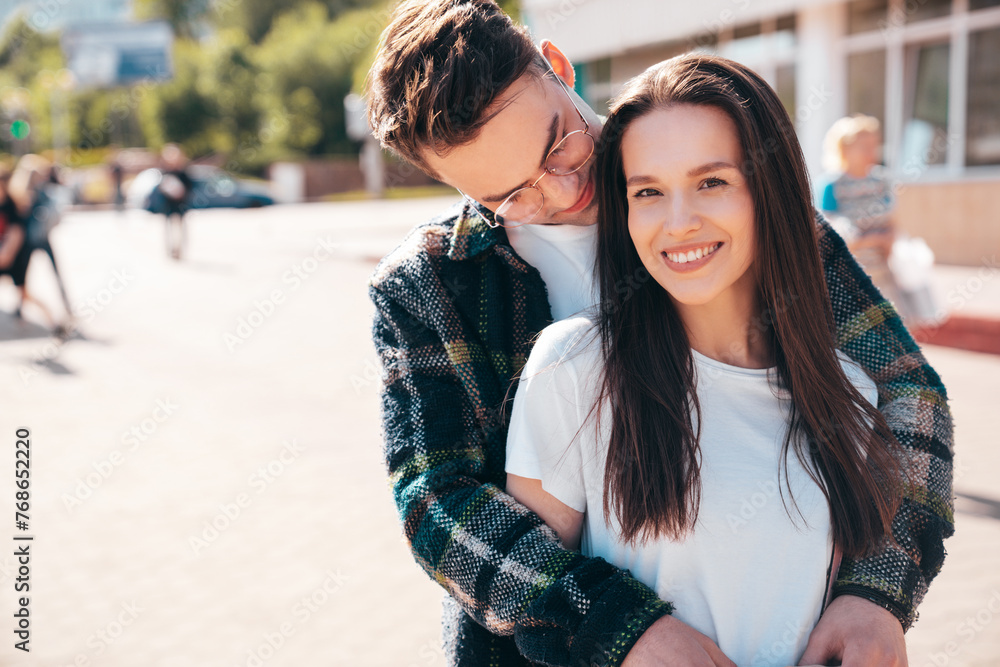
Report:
841,0,1000,181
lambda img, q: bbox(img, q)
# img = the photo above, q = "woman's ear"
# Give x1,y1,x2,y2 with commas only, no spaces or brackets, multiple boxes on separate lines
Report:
540,40,575,88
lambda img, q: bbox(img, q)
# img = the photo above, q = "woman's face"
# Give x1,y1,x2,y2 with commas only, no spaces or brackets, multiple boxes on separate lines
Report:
622,104,756,309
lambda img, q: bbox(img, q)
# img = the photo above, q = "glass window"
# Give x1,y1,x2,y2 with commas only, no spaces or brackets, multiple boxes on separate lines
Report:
847,49,886,128
902,0,951,23
721,23,767,64
774,14,797,57
733,22,762,40
592,58,611,85
902,42,950,168
967,27,1000,166
582,58,613,117
776,14,796,33
848,0,888,34
776,63,796,124
573,61,589,99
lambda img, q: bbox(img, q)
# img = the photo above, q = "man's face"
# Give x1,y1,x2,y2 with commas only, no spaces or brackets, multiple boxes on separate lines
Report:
423,69,604,227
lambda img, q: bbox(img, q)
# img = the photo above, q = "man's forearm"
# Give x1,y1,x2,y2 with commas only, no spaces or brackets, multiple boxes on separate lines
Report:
817,215,954,630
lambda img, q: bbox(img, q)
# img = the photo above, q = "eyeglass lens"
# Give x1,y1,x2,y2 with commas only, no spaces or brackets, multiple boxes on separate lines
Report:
495,130,594,224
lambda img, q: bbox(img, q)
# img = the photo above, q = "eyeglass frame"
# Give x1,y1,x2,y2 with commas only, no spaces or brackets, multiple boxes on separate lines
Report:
457,65,596,229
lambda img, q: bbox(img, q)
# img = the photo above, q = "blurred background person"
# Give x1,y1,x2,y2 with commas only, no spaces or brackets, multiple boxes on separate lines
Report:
153,143,193,260
110,152,125,214
819,115,937,328
8,154,74,336
0,167,28,312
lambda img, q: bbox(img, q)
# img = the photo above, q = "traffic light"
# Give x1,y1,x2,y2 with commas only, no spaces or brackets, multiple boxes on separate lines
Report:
9,119,30,140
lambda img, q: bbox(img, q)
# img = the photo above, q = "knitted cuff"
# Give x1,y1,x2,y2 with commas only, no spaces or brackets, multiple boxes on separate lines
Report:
574,573,674,667
831,583,914,632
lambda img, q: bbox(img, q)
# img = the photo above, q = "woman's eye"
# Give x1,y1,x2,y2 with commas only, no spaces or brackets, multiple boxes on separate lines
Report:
631,188,660,199
702,177,728,189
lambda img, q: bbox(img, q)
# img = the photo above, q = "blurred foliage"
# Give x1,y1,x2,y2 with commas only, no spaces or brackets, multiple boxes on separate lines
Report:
497,0,521,22
0,16,66,152
218,0,376,44
136,0,377,43
0,0,523,174
134,0,211,40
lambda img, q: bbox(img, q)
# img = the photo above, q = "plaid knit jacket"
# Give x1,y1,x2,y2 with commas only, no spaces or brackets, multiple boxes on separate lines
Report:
369,201,954,667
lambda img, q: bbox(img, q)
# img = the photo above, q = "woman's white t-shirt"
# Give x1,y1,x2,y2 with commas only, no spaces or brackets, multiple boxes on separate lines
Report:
506,315,879,667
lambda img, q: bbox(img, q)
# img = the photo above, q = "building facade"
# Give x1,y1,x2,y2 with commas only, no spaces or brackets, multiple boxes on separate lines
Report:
0,0,132,32
523,0,1000,265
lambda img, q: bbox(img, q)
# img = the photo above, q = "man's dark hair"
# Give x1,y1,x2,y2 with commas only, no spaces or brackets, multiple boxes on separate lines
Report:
365,0,544,177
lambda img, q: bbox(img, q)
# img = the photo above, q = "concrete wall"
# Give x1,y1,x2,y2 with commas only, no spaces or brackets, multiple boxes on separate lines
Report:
522,0,837,62
298,157,439,200
896,179,1000,267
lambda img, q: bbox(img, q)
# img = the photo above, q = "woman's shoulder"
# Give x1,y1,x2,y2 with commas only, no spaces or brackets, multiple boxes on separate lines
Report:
524,312,602,378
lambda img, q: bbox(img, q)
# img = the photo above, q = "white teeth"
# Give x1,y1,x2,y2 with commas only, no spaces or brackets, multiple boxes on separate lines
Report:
664,243,721,264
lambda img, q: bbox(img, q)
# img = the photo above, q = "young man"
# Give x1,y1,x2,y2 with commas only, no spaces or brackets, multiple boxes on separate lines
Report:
366,2,954,665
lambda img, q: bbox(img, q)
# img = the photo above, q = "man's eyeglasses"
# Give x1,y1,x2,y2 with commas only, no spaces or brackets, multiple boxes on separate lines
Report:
459,69,596,229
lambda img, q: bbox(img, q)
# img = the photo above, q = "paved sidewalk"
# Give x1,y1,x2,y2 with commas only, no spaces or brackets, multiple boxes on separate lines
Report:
915,262,1000,355
929,263,1000,321
0,200,456,667
0,199,995,666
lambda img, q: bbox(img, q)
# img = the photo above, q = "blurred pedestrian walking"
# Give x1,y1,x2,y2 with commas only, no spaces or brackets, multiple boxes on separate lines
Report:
110,153,125,214
819,115,938,326
0,168,28,308
152,144,193,260
8,154,74,336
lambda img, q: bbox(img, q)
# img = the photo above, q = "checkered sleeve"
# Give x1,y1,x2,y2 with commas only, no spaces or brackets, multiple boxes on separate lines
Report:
370,281,671,666
817,213,955,631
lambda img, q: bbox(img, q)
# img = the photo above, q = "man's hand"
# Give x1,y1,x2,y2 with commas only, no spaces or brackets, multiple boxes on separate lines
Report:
623,614,736,667
798,595,907,666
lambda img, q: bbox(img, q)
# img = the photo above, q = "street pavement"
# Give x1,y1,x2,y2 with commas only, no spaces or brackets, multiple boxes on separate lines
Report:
0,198,996,666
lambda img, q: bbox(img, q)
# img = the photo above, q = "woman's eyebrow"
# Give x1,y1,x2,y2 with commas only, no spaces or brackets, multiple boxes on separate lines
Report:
480,113,560,203
626,161,738,187
686,161,737,177
626,174,656,187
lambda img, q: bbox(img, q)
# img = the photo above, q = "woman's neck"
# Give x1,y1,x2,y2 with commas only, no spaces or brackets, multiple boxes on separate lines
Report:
672,276,774,369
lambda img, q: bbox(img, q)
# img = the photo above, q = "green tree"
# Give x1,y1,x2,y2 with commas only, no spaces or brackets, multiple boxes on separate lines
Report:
255,2,386,156
133,0,212,40
0,16,69,153
138,38,216,154
139,29,267,162
217,0,376,42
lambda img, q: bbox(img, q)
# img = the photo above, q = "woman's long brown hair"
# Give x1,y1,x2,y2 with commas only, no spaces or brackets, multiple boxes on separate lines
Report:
594,54,906,558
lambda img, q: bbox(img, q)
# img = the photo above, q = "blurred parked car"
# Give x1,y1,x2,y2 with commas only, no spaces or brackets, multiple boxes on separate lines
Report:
127,165,274,211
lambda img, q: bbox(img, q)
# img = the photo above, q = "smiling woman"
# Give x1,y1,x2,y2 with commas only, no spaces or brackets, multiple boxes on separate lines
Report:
622,105,757,319
504,54,912,667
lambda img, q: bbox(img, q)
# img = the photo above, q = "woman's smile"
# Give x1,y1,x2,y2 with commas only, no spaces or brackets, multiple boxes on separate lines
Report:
661,241,724,272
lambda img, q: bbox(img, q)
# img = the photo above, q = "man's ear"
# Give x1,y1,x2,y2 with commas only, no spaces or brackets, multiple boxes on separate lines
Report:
540,40,575,88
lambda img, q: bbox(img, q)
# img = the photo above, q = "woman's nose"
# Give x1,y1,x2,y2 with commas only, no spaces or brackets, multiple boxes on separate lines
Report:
662,195,703,237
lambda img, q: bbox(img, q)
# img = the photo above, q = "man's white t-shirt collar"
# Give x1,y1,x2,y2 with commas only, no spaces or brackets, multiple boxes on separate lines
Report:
505,222,598,321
